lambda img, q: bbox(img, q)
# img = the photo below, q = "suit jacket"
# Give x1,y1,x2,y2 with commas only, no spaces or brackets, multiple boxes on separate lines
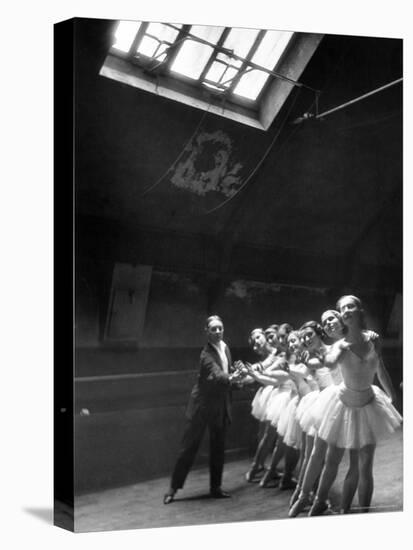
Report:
186,342,233,423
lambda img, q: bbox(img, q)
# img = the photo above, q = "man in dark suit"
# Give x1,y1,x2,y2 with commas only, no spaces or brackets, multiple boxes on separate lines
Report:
163,315,239,504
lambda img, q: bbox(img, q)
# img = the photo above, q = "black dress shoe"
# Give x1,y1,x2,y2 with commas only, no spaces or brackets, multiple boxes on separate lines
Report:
210,488,231,499
163,490,176,504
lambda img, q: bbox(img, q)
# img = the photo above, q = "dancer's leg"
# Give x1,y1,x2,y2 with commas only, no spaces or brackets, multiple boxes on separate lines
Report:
260,438,285,487
309,444,345,516
340,449,359,513
300,436,327,495
288,436,328,517
357,444,376,512
280,445,300,489
246,422,278,481
290,432,308,506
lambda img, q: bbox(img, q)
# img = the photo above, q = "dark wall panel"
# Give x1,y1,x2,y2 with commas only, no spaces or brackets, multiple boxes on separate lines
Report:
75,383,257,494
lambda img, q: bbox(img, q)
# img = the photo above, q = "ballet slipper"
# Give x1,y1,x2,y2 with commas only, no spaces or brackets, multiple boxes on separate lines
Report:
289,486,301,507
308,498,329,516
259,469,281,488
288,494,311,517
245,465,265,482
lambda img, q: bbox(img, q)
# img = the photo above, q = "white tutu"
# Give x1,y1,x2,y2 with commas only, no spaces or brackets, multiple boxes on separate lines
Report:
251,385,274,421
266,386,293,427
280,395,302,449
296,390,320,436
305,383,402,449
278,394,297,437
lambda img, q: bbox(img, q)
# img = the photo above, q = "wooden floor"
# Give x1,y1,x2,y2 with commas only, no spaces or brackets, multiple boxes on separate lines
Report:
75,430,403,532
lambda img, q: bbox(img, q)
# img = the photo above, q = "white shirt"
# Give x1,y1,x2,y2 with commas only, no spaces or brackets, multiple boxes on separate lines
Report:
212,340,229,374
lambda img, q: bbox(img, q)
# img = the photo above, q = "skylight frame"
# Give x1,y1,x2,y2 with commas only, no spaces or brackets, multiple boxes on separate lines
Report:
109,21,292,107
102,22,324,130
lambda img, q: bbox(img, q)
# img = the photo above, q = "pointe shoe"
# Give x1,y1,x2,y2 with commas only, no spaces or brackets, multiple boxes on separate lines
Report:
245,465,265,483
259,470,281,488
288,494,311,518
308,498,329,516
289,486,301,508
210,488,231,499
163,490,176,504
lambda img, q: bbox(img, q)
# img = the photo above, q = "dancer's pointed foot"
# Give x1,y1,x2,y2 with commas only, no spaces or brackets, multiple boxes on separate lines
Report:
245,465,265,483
289,486,301,507
288,494,311,517
308,498,329,516
259,470,281,488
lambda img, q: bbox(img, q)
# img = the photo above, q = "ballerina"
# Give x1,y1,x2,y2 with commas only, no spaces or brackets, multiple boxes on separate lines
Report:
244,328,280,482
290,310,382,514
276,323,293,358
264,324,279,350
292,296,401,516
259,330,313,489
288,320,336,510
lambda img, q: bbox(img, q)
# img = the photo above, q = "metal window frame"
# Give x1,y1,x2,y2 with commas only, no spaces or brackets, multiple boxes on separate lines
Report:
103,25,324,130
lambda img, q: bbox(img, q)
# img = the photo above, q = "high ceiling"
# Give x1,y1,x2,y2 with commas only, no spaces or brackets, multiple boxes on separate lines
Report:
75,18,402,293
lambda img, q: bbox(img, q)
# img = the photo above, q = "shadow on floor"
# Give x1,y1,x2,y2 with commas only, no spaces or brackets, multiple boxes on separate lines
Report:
23,507,53,524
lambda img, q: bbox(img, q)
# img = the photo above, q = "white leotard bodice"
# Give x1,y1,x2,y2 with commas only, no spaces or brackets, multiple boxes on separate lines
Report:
314,366,334,390
337,339,379,391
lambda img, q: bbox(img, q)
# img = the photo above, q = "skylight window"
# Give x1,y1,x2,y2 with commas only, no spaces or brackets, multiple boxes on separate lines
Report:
223,27,260,59
102,21,323,130
233,30,293,100
253,30,293,68
137,23,182,61
109,21,291,101
202,28,259,90
170,26,224,80
112,21,142,53
233,70,269,100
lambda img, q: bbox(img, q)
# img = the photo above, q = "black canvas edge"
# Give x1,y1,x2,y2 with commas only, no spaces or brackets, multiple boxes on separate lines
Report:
54,18,76,532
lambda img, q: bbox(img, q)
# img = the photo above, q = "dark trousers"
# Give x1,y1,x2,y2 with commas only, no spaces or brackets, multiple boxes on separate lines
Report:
170,408,227,491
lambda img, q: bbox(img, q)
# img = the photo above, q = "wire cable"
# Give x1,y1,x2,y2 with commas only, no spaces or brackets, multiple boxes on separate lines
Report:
202,87,303,215
315,77,402,119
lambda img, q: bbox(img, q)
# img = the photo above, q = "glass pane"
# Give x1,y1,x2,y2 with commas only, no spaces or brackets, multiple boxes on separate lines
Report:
146,22,181,45
112,21,142,52
170,25,224,80
171,42,213,79
233,69,269,100
136,23,182,57
138,36,162,58
220,67,239,87
223,27,260,59
252,30,294,69
204,60,227,84
190,24,225,42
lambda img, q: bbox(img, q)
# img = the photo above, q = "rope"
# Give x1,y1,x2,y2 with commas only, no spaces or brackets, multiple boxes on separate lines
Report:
202,87,303,215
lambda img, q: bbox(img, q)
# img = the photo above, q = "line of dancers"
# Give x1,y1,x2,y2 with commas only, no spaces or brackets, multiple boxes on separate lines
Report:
230,295,402,516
